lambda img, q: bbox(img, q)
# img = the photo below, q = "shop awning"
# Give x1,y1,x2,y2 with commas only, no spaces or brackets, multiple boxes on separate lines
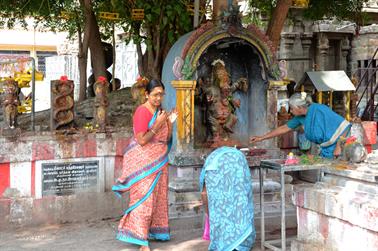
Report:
296,71,356,91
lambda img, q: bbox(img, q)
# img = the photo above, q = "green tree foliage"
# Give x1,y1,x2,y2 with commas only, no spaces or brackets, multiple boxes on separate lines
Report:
0,0,193,89
107,0,192,79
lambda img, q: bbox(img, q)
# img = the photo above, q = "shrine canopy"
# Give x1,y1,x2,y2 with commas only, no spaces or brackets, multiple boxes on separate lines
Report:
296,71,356,91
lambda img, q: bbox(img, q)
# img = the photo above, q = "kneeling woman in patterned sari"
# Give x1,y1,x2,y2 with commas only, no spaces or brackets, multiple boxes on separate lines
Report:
200,146,256,251
112,79,177,251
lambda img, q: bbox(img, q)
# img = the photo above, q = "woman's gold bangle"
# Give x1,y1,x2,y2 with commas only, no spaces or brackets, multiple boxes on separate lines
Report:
150,129,157,135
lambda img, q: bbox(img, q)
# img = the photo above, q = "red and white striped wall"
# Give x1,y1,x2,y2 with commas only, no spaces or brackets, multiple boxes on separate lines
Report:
0,132,131,199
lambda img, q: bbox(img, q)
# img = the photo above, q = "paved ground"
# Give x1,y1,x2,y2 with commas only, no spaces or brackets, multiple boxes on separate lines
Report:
0,219,263,251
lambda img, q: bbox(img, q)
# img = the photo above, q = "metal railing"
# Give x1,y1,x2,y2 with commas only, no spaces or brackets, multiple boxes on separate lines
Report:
355,47,378,121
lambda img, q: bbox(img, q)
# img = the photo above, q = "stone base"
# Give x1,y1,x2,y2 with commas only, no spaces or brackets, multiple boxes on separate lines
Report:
0,192,126,229
1,127,21,138
292,163,378,251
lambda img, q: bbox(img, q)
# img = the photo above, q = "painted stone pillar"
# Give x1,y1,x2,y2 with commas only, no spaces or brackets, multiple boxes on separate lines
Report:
317,33,329,70
171,80,196,151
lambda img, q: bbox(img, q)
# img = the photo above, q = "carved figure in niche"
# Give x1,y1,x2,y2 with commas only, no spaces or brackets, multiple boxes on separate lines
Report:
201,59,248,144
94,76,109,130
2,79,20,129
51,76,74,130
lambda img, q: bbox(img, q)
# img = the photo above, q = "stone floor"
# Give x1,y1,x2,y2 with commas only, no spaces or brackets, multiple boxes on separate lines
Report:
0,219,265,251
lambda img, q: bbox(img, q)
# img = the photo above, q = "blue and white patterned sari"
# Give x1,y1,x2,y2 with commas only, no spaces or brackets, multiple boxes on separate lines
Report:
200,147,256,251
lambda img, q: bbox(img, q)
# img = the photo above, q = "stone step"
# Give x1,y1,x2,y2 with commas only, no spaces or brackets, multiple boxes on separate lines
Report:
323,175,378,195
169,200,203,217
169,209,298,241
169,183,293,205
169,215,203,232
168,191,201,203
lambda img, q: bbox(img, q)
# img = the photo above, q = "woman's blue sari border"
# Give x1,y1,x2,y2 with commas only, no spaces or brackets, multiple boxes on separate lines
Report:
112,155,168,193
226,225,254,251
148,233,170,241
116,231,148,246
124,171,162,215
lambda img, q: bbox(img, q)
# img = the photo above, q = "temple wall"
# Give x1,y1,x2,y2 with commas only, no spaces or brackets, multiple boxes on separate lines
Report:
351,24,378,74
0,131,132,229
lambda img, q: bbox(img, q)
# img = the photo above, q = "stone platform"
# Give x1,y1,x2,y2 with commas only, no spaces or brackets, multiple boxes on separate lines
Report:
291,159,378,251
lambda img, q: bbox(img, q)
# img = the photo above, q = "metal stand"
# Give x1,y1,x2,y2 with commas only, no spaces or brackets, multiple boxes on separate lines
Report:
259,159,327,251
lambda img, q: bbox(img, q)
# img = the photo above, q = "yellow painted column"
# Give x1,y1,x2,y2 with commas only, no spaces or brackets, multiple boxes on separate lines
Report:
317,91,323,104
171,80,196,148
345,91,351,121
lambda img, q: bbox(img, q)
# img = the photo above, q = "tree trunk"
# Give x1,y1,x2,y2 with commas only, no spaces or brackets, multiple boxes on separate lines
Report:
77,40,88,102
81,0,106,81
76,11,89,102
266,0,292,50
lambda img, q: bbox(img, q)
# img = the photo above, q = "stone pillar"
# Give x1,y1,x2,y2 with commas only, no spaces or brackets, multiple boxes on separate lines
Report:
317,33,329,70
171,80,196,151
266,81,284,148
301,33,313,71
341,37,351,74
280,33,296,59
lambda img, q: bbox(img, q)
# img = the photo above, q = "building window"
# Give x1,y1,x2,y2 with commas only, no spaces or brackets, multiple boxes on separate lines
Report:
36,51,57,74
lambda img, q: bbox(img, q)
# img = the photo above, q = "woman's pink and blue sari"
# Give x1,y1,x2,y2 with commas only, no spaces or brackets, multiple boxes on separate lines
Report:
112,110,171,247
200,147,256,251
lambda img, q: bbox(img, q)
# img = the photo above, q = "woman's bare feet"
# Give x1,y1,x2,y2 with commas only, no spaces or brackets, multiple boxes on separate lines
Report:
139,246,150,251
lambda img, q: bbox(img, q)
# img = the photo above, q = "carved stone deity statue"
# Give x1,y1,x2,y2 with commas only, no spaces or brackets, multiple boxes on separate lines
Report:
200,59,248,144
51,76,74,130
2,79,20,129
94,76,109,130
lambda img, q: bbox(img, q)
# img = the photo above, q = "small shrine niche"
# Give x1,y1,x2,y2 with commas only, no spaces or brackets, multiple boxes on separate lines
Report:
194,38,269,148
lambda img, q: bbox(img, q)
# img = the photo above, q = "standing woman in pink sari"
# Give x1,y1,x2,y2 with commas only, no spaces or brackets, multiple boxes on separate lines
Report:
112,79,177,251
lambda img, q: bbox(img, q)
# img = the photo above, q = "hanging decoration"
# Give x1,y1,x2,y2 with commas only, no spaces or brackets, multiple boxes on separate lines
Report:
292,0,309,8
186,3,195,15
131,9,144,20
60,11,73,20
99,12,121,21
